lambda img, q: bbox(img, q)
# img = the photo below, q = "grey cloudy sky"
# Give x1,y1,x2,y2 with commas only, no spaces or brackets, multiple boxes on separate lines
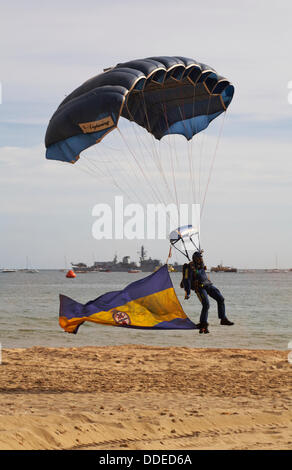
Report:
0,0,291,269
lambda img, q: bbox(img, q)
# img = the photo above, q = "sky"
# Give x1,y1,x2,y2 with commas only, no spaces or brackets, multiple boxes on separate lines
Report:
0,0,292,269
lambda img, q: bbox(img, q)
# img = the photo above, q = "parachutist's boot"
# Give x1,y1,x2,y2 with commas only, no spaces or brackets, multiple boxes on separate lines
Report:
197,322,209,334
220,317,234,326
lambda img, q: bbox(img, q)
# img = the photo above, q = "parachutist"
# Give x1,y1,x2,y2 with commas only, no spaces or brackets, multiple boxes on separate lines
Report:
181,263,191,299
198,322,209,334
181,251,234,331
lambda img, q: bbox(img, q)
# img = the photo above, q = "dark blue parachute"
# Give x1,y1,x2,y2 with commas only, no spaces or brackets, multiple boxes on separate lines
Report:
45,56,234,163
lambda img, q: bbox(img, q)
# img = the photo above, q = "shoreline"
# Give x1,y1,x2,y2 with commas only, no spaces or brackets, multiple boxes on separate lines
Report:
0,345,291,450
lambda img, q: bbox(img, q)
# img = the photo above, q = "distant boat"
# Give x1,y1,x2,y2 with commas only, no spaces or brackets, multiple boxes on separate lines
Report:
266,255,282,273
210,264,237,273
23,257,39,273
128,269,141,273
1,269,17,273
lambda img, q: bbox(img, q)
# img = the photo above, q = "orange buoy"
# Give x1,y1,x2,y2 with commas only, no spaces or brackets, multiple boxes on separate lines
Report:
66,269,76,278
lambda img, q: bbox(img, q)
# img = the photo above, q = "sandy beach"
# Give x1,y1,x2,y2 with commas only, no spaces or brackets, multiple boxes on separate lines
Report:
0,345,291,450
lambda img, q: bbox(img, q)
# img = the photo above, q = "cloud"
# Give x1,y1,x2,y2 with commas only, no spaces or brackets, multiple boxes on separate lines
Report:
1,0,292,119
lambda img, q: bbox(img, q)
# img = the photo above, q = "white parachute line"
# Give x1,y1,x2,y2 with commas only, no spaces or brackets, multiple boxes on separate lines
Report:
140,92,175,205
129,121,173,204
129,122,148,168
172,133,181,205
111,127,163,204
185,85,204,224
74,159,105,180
92,141,153,205
151,133,175,203
127,94,176,211
118,128,166,206
116,126,171,209
201,110,227,217
84,145,146,204
82,157,107,178
158,138,177,204
189,84,199,205
177,105,196,205
161,102,180,211
197,94,212,205
169,134,179,210
125,101,172,206
188,140,196,202
83,153,133,200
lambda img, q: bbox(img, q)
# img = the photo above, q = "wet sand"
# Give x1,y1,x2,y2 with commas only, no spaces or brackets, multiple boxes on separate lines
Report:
0,345,291,450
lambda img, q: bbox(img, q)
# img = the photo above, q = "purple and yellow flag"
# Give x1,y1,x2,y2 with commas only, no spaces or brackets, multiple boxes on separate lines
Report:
59,265,196,333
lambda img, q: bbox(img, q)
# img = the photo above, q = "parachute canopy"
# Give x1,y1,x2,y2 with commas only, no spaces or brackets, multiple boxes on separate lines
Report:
45,56,234,163
169,225,200,260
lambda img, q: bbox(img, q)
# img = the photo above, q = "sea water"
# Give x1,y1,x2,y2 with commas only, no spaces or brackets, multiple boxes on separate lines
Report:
0,270,291,350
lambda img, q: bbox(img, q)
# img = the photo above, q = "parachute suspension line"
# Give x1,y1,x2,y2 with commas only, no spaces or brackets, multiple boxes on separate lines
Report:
189,235,200,252
82,130,146,201
86,136,154,206
116,127,169,209
201,110,227,217
162,103,180,211
127,97,170,206
164,98,181,208
171,133,181,201
170,134,180,210
172,240,190,260
157,138,176,203
189,82,198,204
177,105,196,205
112,122,165,206
74,159,105,180
152,133,174,203
186,83,201,229
129,123,169,205
129,122,148,168
81,155,108,179
101,137,154,206
84,148,129,201
129,120,173,204
77,154,141,209
140,92,174,205
83,153,136,202
178,95,199,235
198,94,212,206
181,237,190,260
